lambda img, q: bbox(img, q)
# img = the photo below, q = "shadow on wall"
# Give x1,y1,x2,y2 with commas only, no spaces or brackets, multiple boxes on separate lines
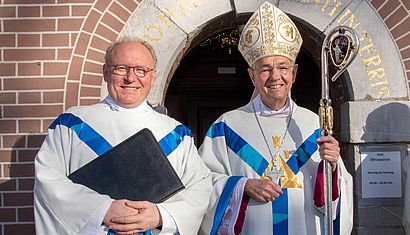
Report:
361,102,410,143
0,134,41,235
354,102,409,234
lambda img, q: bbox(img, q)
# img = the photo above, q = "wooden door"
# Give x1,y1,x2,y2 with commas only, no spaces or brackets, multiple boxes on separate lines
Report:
165,42,253,146
165,29,322,146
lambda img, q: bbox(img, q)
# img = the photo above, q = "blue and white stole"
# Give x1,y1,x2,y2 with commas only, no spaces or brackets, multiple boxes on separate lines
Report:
50,113,192,235
207,121,339,235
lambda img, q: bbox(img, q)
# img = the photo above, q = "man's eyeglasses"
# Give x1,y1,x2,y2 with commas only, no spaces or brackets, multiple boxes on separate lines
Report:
108,64,154,78
255,64,294,77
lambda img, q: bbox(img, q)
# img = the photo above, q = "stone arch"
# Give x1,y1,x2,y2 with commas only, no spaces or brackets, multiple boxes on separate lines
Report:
65,0,409,108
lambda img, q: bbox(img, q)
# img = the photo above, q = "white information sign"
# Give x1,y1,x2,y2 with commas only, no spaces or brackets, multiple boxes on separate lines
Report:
361,151,401,198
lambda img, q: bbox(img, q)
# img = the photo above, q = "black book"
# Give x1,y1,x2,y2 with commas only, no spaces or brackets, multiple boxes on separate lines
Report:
68,128,185,203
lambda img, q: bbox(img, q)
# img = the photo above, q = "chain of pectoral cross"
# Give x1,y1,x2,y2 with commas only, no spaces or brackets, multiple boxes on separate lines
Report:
251,100,293,183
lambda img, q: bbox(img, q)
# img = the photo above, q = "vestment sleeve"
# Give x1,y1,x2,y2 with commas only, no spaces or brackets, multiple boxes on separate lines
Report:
312,157,353,232
198,125,240,234
154,205,178,234
34,124,113,234
313,160,341,219
157,134,212,235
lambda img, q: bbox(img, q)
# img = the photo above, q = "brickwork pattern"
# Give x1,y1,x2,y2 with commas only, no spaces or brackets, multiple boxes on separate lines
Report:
0,0,139,233
0,0,408,234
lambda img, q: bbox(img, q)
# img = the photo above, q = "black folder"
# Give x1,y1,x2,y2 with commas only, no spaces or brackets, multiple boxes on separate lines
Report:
68,128,185,203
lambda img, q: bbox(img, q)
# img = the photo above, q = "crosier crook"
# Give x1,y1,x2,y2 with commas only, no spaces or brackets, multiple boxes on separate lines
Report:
320,26,360,235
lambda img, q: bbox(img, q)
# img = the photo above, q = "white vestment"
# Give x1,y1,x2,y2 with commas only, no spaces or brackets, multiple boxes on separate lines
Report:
34,98,212,235
199,97,353,235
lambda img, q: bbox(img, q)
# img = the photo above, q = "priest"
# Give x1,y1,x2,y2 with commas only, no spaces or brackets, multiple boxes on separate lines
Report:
199,2,353,234
34,38,212,235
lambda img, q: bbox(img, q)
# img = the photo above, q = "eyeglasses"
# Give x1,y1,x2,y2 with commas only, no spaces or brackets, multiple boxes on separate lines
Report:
108,64,154,78
255,64,294,77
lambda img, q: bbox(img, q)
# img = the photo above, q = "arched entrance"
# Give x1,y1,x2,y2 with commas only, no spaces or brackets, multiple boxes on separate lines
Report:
87,1,409,233
164,18,340,146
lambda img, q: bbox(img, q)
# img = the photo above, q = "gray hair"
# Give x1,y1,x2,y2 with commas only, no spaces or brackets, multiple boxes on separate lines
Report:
251,58,295,69
104,37,158,67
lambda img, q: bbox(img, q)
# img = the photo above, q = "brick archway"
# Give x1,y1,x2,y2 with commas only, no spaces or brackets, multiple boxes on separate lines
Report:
64,0,140,109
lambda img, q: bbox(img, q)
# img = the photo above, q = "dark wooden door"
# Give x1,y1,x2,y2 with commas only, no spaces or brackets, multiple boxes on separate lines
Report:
165,42,253,146
164,29,322,146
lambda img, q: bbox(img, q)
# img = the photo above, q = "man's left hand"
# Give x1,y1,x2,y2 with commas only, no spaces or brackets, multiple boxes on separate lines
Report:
316,135,340,172
109,201,162,234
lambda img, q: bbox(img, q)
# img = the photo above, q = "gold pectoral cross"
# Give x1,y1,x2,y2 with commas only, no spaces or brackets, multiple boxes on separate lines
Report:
264,164,284,184
261,136,303,188
261,155,284,183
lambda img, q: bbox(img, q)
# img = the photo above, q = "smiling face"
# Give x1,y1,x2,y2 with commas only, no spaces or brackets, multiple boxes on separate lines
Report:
103,41,156,109
248,55,298,110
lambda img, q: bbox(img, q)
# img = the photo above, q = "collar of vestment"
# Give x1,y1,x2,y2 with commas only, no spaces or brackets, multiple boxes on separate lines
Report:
101,95,150,113
252,94,295,117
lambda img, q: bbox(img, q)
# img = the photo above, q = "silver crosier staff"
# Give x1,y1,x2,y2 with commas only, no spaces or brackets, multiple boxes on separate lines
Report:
319,26,359,235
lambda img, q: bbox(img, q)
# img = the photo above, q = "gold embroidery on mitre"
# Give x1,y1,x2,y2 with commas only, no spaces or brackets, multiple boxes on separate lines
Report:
279,154,302,188
245,30,254,45
272,136,281,148
261,3,275,45
238,1,303,66
277,14,300,44
239,13,260,51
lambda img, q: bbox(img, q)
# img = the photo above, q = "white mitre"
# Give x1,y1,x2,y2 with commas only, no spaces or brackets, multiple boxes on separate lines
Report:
238,1,303,66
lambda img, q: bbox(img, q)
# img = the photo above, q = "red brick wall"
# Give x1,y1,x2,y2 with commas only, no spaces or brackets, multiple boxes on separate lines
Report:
0,0,409,234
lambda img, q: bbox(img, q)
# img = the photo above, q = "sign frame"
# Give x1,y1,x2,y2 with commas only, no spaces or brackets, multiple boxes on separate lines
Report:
356,144,405,206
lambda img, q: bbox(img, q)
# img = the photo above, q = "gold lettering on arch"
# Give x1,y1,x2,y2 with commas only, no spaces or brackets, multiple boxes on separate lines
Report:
336,8,361,29
176,0,190,15
328,1,341,17
304,0,341,16
144,0,201,42
321,0,331,11
363,55,382,67
375,86,391,98
309,0,391,99
358,32,391,98
143,25,163,41
367,68,385,81
162,0,201,20
189,0,200,8
156,14,173,29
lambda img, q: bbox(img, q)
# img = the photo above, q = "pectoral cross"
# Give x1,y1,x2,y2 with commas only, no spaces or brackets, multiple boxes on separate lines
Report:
265,165,284,184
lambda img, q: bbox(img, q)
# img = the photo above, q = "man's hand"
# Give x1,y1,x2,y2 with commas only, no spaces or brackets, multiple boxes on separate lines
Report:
316,135,340,172
108,201,162,234
244,178,282,203
103,200,139,226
